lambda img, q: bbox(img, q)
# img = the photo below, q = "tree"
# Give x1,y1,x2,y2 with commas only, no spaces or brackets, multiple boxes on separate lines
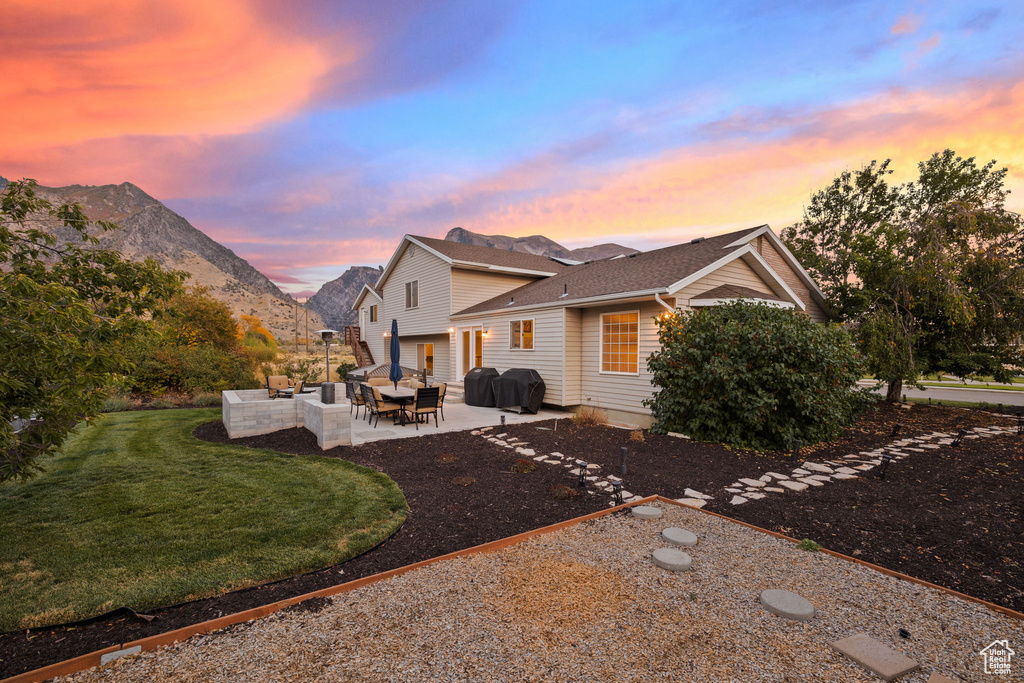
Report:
783,150,1024,401
1,179,185,482
644,301,868,451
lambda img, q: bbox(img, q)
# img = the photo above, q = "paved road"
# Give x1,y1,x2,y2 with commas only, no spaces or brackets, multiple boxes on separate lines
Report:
857,381,1024,408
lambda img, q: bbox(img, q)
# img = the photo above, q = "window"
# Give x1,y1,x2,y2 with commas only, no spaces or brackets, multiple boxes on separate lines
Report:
417,343,434,376
509,319,534,350
600,311,639,374
369,305,377,323
405,281,418,309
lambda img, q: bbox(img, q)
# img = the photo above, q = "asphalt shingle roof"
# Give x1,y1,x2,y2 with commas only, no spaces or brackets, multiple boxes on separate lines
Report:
452,225,765,316
410,235,569,274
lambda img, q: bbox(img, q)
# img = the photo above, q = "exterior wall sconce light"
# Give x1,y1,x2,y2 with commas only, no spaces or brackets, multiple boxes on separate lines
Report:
482,329,488,337
448,327,454,334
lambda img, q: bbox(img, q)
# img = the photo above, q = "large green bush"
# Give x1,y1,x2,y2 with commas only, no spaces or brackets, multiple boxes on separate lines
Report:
644,301,872,450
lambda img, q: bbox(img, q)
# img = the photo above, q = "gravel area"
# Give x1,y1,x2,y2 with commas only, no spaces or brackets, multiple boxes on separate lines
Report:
59,502,1023,682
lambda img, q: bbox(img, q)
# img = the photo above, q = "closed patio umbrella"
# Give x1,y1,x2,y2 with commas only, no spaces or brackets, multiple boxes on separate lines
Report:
388,319,402,389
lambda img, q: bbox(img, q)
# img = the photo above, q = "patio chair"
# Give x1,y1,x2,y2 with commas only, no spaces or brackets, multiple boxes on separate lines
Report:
265,375,292,399
436,383,447,421
346,381,365,419
403,386,440,430
362,384,401,428
368,377,389,387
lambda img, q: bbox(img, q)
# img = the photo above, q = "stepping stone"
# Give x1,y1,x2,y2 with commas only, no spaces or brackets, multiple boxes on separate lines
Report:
683,488,712,500
798,478,825,487
807,474,832,482
829,633,920,681
803,462,834,474
470,430,481,435
835,467,858,475
921,444,940,449
515,448,536,456
792,468,810,476
586,464,600,470
855,464,874,471
479,426,493,432
926,674,958,683
661,527,698,546
743,492,765,499
495,433,507,438
487,437,498,442
739,478,766,487
759,589,815,622
725,488,743,494
905,447,925,452
585,476,598,481
764,487,785,493
675,498,706,509
544,459,562,464
780,480,808,491
651,547,692,572
765,472,789,480
833,473,858,480
532,455,547,461
620,490,635,499
729,495,748,505
549,451,563,457
759,475,772,483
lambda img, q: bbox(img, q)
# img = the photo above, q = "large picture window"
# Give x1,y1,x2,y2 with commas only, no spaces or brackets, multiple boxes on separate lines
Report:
600,311,639,374
405,281,418,309
509,319,534,350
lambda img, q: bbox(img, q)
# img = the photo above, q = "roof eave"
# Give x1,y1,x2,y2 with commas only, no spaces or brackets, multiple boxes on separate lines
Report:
450,288,669,318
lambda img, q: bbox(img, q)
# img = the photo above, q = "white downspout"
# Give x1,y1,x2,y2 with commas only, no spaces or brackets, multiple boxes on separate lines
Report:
654,292,675,313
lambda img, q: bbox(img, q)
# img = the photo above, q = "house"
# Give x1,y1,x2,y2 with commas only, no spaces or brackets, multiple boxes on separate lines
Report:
352,224,829,427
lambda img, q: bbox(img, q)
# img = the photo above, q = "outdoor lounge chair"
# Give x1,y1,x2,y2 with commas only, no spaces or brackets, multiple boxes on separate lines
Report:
346,381,365,419
403,386,440,430
265,375,293,399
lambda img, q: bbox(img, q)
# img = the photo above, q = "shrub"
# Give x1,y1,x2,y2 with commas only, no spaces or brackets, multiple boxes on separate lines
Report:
629,429,646,443
130,342,260,395
571,405,607,426
101,394,136,413
510,458,537,473
278,357,324,385
336,362,357,382
551,484,580,500
191,392,222,407
645,301,873,451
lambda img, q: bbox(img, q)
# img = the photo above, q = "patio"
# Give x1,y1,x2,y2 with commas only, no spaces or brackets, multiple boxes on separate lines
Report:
221,384,566,449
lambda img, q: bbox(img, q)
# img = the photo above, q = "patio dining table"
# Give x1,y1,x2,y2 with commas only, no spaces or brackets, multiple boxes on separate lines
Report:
376,386,416,426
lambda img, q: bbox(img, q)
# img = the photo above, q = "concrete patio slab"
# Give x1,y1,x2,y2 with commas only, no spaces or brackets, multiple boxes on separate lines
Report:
350,403,568,445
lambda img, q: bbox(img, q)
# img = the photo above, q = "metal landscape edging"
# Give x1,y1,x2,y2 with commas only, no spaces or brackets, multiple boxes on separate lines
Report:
4,494,1021,683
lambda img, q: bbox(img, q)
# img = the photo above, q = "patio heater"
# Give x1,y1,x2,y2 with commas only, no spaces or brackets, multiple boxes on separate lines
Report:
315,329,339,402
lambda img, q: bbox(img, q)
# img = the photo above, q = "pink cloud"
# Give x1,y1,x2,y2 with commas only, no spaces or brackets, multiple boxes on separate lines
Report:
891,13,922,35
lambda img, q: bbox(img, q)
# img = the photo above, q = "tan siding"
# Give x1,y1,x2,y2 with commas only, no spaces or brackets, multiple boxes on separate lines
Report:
449,268,538,314
381,243,453,336
578,301,664,417
756,236,829,321
358,300,386,365
396,334,450,380
562,308,583,404
453,309,565,403
675,258,776,305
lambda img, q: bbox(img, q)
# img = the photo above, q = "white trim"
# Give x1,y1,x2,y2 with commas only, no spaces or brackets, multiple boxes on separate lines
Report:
374,236,452,291
451,260,559,277
666,245,754,294
508,318,535,351
451,287,667,318
723,224,772,249
724,225,830,312
690,297,795,309
351,283,383,311
404,280,419,310
599,309,640,376
738,249,806,310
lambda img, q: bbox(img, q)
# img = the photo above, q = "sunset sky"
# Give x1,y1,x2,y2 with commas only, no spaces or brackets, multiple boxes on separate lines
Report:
3,1,1022,297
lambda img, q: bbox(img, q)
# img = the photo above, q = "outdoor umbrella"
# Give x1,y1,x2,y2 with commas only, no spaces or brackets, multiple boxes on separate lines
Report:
388,319,402,389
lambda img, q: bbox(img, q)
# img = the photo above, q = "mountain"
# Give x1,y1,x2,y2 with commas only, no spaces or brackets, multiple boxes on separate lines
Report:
306,266,382,329
23,181,323,341
444,227,638,261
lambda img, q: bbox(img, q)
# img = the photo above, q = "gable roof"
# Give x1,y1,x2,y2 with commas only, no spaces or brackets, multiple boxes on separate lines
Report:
452,225,768,316
409,235,569,274
692,284,787,302
351,283,382,310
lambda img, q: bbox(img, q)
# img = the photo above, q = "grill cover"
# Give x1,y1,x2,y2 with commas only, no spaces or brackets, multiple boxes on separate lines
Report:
493,368,546,414
464,367,499,407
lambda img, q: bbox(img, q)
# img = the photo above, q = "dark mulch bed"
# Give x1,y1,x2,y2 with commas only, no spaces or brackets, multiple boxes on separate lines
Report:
1,403,1016,677
499,403,1012,499
715,432,1024,613
0,420,605,678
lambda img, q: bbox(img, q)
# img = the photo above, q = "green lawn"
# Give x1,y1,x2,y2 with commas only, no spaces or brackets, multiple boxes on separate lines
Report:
0,409,407,631
918,381,1024,392
905,397,1021,411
